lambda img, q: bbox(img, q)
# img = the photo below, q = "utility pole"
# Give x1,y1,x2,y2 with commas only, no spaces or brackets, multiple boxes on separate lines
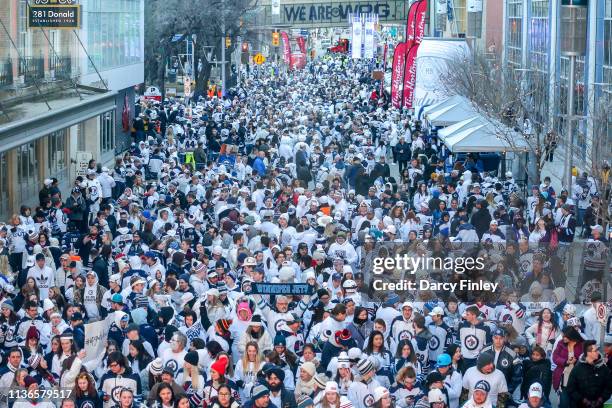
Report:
565,55,576,194
221,0,226,97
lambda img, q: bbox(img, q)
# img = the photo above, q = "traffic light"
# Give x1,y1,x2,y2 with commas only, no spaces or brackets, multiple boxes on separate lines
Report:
225,36,231,48
272,31,280,47
242,42,249,52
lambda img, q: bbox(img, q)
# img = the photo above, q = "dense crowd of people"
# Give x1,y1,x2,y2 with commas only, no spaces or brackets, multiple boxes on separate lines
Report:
0,54,610,408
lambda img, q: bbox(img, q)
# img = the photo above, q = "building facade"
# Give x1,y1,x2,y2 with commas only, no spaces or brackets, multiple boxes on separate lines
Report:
0,0,144,220
501,0,612,180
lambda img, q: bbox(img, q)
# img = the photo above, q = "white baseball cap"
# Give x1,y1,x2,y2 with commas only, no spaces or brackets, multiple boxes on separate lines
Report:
429,306,445,316
528,382,543,399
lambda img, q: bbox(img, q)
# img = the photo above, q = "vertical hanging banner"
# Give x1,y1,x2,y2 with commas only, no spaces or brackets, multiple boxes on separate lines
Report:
281,32,292,65
391,42,408,108
405,0,421,46
414,0,428,43
364,19,376,58
401,44,419,108
401,0,428,108
380,42,388,96
351,16,363,59
271,0,281,15
296,36,306,54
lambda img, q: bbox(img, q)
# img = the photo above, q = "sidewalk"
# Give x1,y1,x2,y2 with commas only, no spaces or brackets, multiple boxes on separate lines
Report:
541,146,567,193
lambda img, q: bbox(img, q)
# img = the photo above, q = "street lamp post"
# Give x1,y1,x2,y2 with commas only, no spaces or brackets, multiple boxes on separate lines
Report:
221,5,226,98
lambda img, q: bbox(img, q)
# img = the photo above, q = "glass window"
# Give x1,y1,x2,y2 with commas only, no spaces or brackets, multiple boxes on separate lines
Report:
86,0,143,73
528,0,549,126
48,130,68,180
452,0,467,36
100,110,116,154
506,0,523,67
17,142,39,206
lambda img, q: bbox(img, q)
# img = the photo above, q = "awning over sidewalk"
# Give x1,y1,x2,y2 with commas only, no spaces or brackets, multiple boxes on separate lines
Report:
442,118,530,153
426,97,478,127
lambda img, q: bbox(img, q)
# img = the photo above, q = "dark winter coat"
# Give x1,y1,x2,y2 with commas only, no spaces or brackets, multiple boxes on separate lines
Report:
566,355,612,407
521,358,552,401
471,207,492,238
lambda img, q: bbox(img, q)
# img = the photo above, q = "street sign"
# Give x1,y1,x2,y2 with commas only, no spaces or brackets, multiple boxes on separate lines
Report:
253,53,266,65
597,302,608,325
144,86,162,102
28,5,81,29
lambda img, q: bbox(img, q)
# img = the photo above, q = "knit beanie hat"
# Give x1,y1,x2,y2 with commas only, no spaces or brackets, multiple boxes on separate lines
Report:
24,376,38,388
149,358,163,376
1,299,13,311
211,355,229,376
251,384,270,400
216,319,233,335
273,333,286,347
184,351,199,367
356,357,374,376
324,381,339,394
26,326,40,342
300,361,316,377
313,373,328,388
296,395,314,408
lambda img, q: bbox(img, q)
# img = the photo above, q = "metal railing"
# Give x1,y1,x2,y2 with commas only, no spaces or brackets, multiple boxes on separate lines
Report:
0,60,12,87
18,57,44,85
50,56,72,80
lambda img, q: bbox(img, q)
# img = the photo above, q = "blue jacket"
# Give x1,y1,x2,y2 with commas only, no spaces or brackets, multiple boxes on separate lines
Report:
253,157,266,176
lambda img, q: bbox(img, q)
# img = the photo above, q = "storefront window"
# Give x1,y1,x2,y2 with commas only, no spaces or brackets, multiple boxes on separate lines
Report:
48,130,68,180
17,142,39,207
101,110,116,154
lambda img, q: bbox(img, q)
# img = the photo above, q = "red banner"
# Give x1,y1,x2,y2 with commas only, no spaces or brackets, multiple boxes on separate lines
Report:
296,36,306,54
380,42,388,97
406,0,427,46
405,0,420,47
414,0,428,45
401,44,419,109
121,93,131,132
290,53,307,70
391,42,408,108
281,32,291,65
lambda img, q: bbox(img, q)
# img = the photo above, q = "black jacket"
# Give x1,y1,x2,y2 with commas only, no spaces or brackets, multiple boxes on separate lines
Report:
395,142,411,161
65,194,87,221
471,207,492,239
566,355,612,407
521,358,552,400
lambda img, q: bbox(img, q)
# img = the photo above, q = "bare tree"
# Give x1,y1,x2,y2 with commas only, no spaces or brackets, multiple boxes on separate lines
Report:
145,0,257,97
440,50,554,184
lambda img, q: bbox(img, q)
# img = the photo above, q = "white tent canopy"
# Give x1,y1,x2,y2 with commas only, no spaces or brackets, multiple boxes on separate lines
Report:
427,102,479,127
437,116,484,140
443,120,530,153
421,94,467,118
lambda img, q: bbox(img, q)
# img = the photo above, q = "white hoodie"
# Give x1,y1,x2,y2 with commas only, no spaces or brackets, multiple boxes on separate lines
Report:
83,272,100,320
